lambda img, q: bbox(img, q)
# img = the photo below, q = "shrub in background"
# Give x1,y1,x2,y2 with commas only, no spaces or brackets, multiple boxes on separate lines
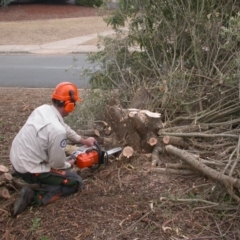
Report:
1,0,13,10
75,0,103,7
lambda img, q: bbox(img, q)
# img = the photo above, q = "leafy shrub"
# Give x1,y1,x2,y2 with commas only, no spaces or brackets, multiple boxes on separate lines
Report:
75,0,103,7
84,0,240,118
1,0,13,10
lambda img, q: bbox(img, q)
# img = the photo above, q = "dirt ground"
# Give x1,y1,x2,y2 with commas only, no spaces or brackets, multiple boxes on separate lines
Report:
0,4,240,240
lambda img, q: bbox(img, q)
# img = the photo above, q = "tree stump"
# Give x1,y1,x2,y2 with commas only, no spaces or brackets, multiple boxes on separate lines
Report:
105,105,163,152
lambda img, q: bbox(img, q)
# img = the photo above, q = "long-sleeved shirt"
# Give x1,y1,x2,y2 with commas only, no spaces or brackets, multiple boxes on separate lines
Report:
10,104,81,173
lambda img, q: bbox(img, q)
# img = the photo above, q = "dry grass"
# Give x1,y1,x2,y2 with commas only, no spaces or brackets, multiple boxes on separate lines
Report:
0,16,112,45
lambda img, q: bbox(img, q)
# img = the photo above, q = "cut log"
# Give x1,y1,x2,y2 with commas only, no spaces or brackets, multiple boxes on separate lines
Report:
162,136,188,149
0,187,11,199
0,173,13,185
148,137,158,146
119,146,134,160
122,146,134,158
0,165,9,173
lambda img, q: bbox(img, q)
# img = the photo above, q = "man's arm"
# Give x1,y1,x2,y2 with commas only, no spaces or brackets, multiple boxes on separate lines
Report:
48,133,71,169
65,123,96,147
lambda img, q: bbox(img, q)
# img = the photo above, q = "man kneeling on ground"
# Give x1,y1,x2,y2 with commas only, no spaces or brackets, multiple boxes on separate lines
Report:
10,82,96,216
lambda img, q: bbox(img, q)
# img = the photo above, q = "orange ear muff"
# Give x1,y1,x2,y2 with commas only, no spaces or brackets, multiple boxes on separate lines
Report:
64,89,76,113
64,100,75,113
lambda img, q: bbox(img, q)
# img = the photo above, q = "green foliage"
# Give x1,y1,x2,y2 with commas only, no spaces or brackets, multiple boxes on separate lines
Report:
84,0,240,117
29,217,41,232
0,0,13,9
40,237,51,240
64,90,114,130
75,0,103,7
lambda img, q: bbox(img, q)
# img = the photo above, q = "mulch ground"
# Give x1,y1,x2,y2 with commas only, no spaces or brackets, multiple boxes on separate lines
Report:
0,4,239,240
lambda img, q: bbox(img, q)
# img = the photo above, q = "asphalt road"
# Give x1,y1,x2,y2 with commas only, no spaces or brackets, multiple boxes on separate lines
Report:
0,54,99,88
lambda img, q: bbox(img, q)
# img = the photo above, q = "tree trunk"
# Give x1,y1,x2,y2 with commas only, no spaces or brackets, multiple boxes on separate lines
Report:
105,105,163,152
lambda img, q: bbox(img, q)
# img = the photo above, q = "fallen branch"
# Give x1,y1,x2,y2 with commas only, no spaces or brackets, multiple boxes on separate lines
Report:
163,135,188,149
160,197,219,206
151,145,163,167
150,167,197,175
165,145,240,201
161,132,239,139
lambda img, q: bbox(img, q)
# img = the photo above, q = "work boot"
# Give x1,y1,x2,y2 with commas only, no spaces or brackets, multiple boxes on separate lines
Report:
13,186,34,216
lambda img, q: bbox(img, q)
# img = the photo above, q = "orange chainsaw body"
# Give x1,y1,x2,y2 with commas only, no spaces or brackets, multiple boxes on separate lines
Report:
75,150,99,169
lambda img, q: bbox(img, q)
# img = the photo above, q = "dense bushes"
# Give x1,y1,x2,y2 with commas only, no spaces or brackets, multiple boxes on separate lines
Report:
0,0,13,9
85,0,240,118
75,0,102,7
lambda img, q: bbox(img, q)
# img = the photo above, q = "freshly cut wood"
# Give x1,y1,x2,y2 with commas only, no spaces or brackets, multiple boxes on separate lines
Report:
0,165,9,173
0,187,10,199
148,137,158,146
163,136,188,149
122,146,134,158
105,104,162,152
119,146,134,160
0,173,13,184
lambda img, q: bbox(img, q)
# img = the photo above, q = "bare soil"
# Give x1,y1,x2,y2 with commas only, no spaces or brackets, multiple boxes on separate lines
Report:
0,4,239,240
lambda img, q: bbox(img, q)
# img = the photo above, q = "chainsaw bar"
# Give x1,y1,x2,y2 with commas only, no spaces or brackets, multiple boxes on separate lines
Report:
105,147,122,156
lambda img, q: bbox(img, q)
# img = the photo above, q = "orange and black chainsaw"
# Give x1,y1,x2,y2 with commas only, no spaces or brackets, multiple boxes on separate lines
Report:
67,143,122,170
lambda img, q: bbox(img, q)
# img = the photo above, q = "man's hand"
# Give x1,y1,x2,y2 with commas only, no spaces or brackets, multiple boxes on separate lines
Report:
80,137,96,147
67,159,75,168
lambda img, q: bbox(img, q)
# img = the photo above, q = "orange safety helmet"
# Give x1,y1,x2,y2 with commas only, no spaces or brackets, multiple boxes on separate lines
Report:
52,82,82,113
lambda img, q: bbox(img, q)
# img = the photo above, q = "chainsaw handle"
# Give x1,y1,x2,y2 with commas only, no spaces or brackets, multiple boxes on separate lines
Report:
89,142,103,171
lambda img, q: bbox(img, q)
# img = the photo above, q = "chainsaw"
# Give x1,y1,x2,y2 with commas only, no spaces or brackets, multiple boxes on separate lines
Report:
67,143,122,170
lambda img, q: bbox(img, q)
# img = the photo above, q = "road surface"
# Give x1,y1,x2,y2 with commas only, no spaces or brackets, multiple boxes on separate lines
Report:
0,54,99,88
